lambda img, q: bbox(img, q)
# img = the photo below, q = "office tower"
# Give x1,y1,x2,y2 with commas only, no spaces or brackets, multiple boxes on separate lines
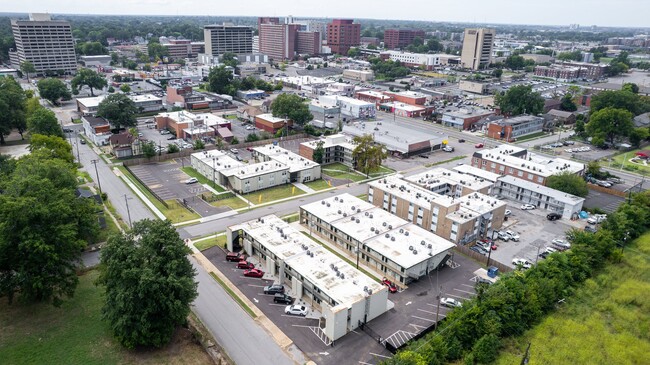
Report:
10,13,77,75
383,29,426,49
203,23,253,56
258,17,321,60
460,28,496,70
327,19,361,55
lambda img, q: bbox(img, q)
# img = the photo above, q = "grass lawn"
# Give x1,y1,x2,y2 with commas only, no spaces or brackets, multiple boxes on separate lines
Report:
425,155,466,168
516,131,547,142
223,114,238,120
77,170,93,183
0,270,212,365
611,149,650,175
210,195,249,210
242,184,306,204
71,118,82,124
367,165,395,178
194,234,226,251
93,208,122,243
322,162,366,182
180,167,226,192
495,232,650,365
117,166,200,223
304,179,333,191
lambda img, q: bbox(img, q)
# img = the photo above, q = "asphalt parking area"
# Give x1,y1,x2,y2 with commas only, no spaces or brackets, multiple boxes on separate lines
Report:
583,189,625,214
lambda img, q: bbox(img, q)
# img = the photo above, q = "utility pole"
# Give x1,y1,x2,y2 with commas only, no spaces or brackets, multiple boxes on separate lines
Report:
75,132,80,162
90,159,103,197
434,285,442,330
123,194,132,228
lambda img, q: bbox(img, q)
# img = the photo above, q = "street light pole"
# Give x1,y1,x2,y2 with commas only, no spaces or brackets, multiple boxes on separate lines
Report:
123,194,132,228
90,159,103,197
75,132,80,162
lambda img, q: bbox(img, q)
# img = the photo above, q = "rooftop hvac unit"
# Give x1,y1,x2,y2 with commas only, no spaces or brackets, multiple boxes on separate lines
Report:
327,203,331,207
409,245,414,250
367,289,373,295
383,222,387,227
385,233,390,238
343,213,347,217
427,244,432,249
369,214,373,219
261,219,264,223
421,240,426,246
336,271,341,278
310,252,314,257
321,200,325,205
413,249,417,255
405,231,409,236
335,196,339,201
351,206,356,211
356,219,360,224
364,286,368,292
388,225,392,229
330,263,335,269
351,216,355,221
338,210,342,214
340,273,344,279
306,250,311,255
340,199,344,203
391,236,395,241
365,211,369,216
357,209,361,213
399,228,404,233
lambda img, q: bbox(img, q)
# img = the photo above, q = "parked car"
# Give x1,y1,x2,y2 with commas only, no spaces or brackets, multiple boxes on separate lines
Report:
381,278,398,293
563,140,575,146
285,305,308,316
595,180,612,188
505,230,520,241
167,136,176,140
587,214,607,225
160,130,171,135
237,260,254,269
474,143,484,148
546,212,562,221
440,297,462,308
243,268,264,278
458,139,466,143
497,231,511,242
552,239,571,250
504,209,512,216
470,245,489,255
185,177,199,184
273,293,294,304
607,177,623,184
226,252,247,262
538,247,558,259
512,258,532,269
230,148,238,154
264,284,285,295
80,139,86,144
442,146,454,152
584,225,598,233
521,204,536,210
476,240,497,251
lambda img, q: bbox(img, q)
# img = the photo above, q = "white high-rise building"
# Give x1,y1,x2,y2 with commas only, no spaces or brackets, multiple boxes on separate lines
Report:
460,28,496,70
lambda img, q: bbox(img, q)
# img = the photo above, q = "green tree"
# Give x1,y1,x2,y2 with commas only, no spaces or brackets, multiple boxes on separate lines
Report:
29,134,74,163
546,171,589,197
37,78,71,106
71,68,107,96
207,65,234,95
352,134,388,178
97,93,138,130
245,133,260,142
557,50,582,62
312,141,324,164
221,52,239,68
469,333,500,364
147,41,169,61
560,93,577,112
589,90,648,115
495,85,544,116
27,107,64,138
347,47,360,58
142,141,156,158
230,136,239,145
20,61,36,82
629,127,649,147
383,350,427,365
0,154,99,306
574,119,586,137
119,83,131,93
622,83,639,94
167,143,179,153
504,55,526,70
193,139,205,150
492,69,503,80
77,41,108,56
586,107,634,145
270,93,313,126
0,76,27,144
97,219,198,349
107,86,115,93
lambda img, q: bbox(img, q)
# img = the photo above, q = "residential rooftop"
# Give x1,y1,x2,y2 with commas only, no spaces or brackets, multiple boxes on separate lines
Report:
332,207,406,243
222,160,288,179
446,192,506,224
452,164,501,183
301,134,356,151
369,175,443,208
252,144,319,173
300,193,375,224
191,150,243,170
474,145,584,177
499,175,586,204
405,167,494,193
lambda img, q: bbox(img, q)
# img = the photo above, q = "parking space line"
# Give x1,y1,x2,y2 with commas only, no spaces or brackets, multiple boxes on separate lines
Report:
409,323,427,330
369,352,391,359
461,284,475,289
453,288,475,295
426,303,440,308
359,361,373,365
247,284,266,288
411,315,435,322
268,303,285,307
417,308,436,315
446,293,469,300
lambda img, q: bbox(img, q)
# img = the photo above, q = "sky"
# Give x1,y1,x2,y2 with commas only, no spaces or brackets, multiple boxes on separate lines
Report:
3,0,649,28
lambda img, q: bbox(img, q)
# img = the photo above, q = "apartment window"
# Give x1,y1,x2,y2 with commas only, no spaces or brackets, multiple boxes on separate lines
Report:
528,173,534,180
508,167,514,173
537,176,543,183
518,170,523,177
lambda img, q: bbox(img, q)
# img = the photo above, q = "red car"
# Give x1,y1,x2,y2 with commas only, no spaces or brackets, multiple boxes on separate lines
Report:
243,268,264,278
226,252,247,262
475,143,484,148
382,278,398,293
237,260,254,269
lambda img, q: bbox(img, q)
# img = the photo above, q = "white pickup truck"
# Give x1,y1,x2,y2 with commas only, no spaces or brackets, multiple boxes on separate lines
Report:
587,214,607,225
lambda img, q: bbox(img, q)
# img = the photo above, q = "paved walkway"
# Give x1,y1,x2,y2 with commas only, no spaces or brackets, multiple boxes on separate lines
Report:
293,182,314,193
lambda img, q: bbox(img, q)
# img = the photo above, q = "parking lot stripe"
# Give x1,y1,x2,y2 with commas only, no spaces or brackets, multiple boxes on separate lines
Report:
358,361,373,365
446,293,469,300
417,308,436,315
281,314,311,319
247,284,266,288
369,352,391,359
453,288,475,295
411,315,435,322
426,303,440,308
409,323,427,330
461,284,475,289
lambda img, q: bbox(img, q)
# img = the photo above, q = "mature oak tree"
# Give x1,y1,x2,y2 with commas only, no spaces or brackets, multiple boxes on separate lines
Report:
98,219,197,349
494,85,544,116
27,107,64,138
0,76,27,144
586,107,634,145
71,68,107,96
352,134,388,178
37,78,71,106
97,93,138,130
271,93,313,126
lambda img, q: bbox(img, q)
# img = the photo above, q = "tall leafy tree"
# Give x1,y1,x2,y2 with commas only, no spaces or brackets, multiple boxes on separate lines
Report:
20,61,36,82
586,107,634,145
37,78,71,106
559,93,577,112
352,134,388,178
589,90,649,115
71,68,107,96
97,93,138,130
207,65,234,95
0,76,27,144
312,141,325,164
29,134,74,163
77,41,108,56
27,107,64,138
546,171,588,197
98,219,197,349
495,85,544,116
270,93,313,126
0,154,99,306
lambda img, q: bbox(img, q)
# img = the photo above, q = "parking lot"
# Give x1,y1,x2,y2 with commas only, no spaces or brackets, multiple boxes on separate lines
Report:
202,244,484,365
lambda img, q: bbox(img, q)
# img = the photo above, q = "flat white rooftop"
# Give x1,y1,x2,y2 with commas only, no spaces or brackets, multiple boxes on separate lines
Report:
498,175,585,205
343,121,442,153
130,94,162,103
253,144,319,173
382,102,426,112
447,192,506,224
476,146,584,177
370,175,442,208
332,207,407,243
320,95,374,107
257,113,288,123
356,90,388,98
453,164,501,183
191,150,243,170
301,193,375,224
406,167,494,192
301,134,356,151
194,113,230,127
222,160,288,179
276,76,333,86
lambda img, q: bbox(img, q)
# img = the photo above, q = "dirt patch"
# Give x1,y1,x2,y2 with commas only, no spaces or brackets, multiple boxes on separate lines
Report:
121,326,215,365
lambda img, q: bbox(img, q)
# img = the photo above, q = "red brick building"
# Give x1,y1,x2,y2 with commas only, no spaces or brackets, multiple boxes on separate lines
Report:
327,19,360,55
383,29,425,49
258,17,321,59
254,113,293,133
383,91,427,106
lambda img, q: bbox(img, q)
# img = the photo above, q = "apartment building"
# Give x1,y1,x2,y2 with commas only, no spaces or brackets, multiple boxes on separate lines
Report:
252,144,321,183
300,194,455,285
190,150,244,187
81,115,111,146
203,24,253,56
460,28,496,70
300,134,356,166
227,214,387,341
441,108,495,130
296,31,322,55
534,62,609,81
380,51,442,70
486,115,546,142
10,13,76,75
471,145,585,186
368,175,506,245
258,17,321,60
327,19,361,55
383,29,425,50
404,167,495,196
221,160,290,194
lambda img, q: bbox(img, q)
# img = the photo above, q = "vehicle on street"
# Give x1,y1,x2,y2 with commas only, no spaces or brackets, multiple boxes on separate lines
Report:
504,209,512,216
458,139,466,143
521,204,536,210
381,278,398,293
185,177,199,184
243,268,264,278
264,284,285,295
285,304,308,316
63,128,73,133
546,212,562,221
80,139,86,144
505,230,520,241
440,297,462,308
230,148,238,154
443,146,454,152
470,245,489,255
552,239,571,250
475,143,484,148
273,293,294,304
512,258,532,269
237,260,254,269
226,252,247,262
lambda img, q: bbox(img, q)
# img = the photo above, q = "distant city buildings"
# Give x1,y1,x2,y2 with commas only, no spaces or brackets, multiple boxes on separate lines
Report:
159,37,205,59
460,28,496,70
9,13,77,75
203,23,253,56
383,29,425,50
327,19,360,55
534,61,609,81
257,17,321,60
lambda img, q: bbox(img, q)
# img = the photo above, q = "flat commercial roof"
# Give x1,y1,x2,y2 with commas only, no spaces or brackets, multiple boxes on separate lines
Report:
222,160,288,179
77,95,106,108
475,146,584,177
130,94,162,103
382,102,426,112
453,164,501,183
253,144,319,173
301,193,375,224
257,113,288,123
276,76,333,86
405,167,493,192
343,121,443,154
321,95,374,107
301,134,356,151
498,175,585,205
356,90,388,98
370,175,441,208
191,150,243,170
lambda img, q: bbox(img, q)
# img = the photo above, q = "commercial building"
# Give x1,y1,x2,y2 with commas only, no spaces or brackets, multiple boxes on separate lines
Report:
319,95,375,119
81,115,111,146
380,51,442,70
355,90,393,106
300,194,455,285
342,69,374,82
254,113,292,133
486,115,546,142
368,175,506,245
379,102,429,118
76,94,163,115
80,55,111,67
258,17,321,60
327,19,360,55
459,80,489,95
309,100,341,119
495,175,584,219
384,29,425,49
252,144,321,183
471,145,585,186
166,85,231,110
296,31,322,55
9,13,77,75
159,37,204,59
441,108,495,130
460,28,496,70
203,24,253,56
342,121,444,157
300,134,356,166
383,90,428,106
534,62,609,81
155,111,230,140
227,214,387,341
